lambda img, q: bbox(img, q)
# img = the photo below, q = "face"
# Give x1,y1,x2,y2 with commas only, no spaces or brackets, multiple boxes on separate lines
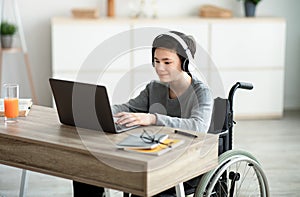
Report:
154,48,183,83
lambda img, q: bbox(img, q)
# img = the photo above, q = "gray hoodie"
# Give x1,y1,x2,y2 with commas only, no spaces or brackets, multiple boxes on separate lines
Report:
112,77,213,132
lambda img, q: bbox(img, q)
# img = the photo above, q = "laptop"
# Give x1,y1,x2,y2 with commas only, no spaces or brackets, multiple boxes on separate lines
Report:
49,78,138,133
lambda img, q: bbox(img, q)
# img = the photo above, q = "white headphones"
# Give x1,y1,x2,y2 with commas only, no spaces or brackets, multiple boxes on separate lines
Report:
153,32,195,72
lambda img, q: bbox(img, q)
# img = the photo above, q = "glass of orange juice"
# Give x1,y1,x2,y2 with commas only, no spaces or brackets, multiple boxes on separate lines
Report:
3,84,19,123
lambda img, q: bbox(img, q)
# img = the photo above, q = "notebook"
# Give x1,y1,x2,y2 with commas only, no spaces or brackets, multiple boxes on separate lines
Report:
116,133,169,149
124,138,184,156
49,78,138,133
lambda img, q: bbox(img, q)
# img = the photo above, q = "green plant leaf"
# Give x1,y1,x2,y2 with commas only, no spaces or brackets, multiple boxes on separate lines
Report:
0,21,17,35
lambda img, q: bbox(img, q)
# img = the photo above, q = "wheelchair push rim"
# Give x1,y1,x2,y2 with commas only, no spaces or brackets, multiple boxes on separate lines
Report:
195,150,269,197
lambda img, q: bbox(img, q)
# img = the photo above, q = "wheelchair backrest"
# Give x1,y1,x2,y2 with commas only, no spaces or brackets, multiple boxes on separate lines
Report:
208,97,230,134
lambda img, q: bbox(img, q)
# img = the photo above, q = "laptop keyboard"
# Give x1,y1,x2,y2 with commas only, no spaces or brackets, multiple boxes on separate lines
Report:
115,123,126,131
114,122,140,132
113,117,140,132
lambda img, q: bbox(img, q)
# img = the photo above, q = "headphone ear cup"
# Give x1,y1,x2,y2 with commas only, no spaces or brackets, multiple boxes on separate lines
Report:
182,59,189,72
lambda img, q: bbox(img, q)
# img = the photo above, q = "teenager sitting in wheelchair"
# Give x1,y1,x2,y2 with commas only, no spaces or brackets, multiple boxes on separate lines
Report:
73,31,213,197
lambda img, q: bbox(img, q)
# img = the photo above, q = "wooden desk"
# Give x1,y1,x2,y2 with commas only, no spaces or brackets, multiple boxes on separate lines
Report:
0,105,218,196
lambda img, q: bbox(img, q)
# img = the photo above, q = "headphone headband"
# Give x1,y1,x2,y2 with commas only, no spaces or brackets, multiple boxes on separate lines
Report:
160,32,194,61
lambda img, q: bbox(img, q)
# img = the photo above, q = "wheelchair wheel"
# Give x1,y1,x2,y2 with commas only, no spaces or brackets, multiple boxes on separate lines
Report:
194,150,269,197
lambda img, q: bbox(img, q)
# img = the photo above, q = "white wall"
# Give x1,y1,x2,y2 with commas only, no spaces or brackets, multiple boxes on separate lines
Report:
2,0,299,109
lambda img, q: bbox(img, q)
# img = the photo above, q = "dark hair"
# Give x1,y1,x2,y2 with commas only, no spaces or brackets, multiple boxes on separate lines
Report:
152,31,196,75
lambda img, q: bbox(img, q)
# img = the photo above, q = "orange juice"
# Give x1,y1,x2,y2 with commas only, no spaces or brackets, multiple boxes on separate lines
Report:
4,98,19,118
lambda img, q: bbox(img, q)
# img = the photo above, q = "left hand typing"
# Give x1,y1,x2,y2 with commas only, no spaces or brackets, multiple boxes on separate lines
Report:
114,112,156,127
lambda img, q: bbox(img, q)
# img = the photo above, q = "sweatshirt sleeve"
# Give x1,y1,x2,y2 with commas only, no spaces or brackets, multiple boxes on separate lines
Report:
155,85,213,133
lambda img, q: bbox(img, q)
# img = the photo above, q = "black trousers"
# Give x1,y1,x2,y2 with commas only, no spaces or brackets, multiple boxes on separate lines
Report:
73,181,104,197
73,176,200,197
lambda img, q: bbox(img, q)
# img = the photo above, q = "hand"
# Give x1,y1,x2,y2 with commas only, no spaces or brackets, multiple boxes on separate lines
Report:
114,112,156,127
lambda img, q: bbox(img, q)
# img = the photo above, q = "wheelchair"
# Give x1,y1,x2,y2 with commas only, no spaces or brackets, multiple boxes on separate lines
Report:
192,82,269,197
124,82,269,197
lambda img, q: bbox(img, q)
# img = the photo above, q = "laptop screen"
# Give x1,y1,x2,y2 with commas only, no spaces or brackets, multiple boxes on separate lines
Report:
49,78,117,133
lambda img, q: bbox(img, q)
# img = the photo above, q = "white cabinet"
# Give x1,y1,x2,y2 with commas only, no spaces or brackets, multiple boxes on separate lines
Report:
218,70,284,117
51,18,131,103
51,17,286,118
209,19,286,118
210,22,286,68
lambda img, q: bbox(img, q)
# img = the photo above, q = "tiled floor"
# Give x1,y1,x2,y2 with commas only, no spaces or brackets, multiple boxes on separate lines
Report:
0,110,299,197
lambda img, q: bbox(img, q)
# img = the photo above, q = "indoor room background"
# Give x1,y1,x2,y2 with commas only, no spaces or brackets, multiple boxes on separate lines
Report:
1,0,300,196
1,0,299,111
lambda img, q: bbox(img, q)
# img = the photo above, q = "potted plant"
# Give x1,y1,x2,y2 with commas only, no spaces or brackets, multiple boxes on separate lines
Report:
0,21,17,48
238,0,262,17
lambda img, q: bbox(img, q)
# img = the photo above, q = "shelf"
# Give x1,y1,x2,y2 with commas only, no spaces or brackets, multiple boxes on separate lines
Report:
0,47,22,53
51,16,286,25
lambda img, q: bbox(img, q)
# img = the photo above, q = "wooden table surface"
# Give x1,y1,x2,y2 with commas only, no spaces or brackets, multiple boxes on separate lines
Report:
0,105,218,196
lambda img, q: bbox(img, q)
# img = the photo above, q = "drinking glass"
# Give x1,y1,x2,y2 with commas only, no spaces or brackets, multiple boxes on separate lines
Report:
3,84,19,123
